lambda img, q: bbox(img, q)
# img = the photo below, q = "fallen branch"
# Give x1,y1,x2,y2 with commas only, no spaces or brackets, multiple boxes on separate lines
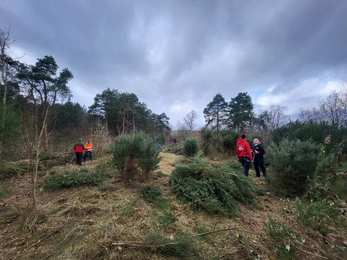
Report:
112,241,177,248
191,227,234,237
297,247,328,260
111,227,234,248
174,206,191,216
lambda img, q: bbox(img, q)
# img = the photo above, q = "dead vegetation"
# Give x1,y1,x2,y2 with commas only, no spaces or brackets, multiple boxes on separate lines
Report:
0,152,346,259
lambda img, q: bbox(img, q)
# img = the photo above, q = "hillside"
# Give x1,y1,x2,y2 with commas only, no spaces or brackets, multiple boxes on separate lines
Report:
0,152,346,260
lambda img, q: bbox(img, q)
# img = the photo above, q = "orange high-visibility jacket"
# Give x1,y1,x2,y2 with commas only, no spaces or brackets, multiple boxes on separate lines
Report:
84,142,93,151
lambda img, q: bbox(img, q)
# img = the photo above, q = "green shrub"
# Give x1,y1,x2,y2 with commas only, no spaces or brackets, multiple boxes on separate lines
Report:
141,183,162,199
112,132,162,183
145,232,199,258
295,198,342,236
44,170,105,190
266,139,322,196
156,134,166,145
0,160,30,180
141,183,169,209
222,135,234,152
200,128,224,156
164,143,182,154
222,130,240,154
183,137,198,157
157,211,177,229
169,154,255,216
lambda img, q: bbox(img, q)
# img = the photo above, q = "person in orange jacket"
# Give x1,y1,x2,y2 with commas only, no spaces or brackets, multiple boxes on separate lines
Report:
74,138,85,165
84,140,93,162
236,134,253,177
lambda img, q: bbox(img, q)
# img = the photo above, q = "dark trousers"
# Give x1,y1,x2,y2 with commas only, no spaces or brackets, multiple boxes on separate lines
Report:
84,151,92,162
254,157,266,177
240,157,251,176
75,152,83,165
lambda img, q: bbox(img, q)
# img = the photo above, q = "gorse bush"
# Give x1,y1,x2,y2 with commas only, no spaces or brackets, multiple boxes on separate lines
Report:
169,154,255,216
266,138,322,196
200,128,224,156
295,198,342,236
183,137,198,157
112,132,162,183
222,129,240,154
302,137,347,203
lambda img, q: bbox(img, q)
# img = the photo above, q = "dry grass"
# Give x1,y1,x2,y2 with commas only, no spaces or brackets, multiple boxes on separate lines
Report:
156,152,185,175
0,152,346,259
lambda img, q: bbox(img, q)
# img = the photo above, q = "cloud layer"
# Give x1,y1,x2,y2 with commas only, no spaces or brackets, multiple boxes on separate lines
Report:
1,0,346,128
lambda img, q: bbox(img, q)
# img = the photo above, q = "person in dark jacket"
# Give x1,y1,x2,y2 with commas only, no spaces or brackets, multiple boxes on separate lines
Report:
74,138,85,165
236,134,253,176
252,138,267,177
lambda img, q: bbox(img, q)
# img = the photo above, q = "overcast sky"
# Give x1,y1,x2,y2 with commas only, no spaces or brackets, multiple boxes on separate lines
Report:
1,0,347,129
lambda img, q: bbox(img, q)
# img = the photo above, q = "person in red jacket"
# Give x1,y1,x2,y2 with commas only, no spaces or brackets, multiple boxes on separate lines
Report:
236,134,253,176
74,138,85,165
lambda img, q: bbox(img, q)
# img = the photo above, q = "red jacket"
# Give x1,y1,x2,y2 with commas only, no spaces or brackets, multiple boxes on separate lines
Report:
236,138,253,161
74,141,85,153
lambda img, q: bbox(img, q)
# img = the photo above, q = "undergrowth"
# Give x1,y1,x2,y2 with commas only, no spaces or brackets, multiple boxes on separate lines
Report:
169,153,256,216
43,170,109,190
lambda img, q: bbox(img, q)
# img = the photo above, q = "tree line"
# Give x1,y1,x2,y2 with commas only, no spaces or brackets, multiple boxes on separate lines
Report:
201,90,347,137
2,27,346,161
0,28,171,160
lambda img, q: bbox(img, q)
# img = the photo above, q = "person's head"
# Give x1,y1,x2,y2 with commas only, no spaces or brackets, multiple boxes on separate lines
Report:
253,138,260,146
78,138,82,142
241,134,246,139
88,140,91,143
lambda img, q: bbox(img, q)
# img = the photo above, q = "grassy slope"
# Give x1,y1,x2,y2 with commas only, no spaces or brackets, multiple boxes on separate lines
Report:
0,153,346,260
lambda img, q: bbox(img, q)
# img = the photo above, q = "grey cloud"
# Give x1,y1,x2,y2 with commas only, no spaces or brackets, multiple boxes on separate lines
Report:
1,0,346,127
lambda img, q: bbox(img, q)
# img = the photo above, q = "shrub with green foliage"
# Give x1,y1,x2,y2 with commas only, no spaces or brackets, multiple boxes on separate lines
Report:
266,139,322,196
164,143,182,155
145,232,199,258
112,132,162,183
0,160,30,180
141,183,169,209
169,154,255,216
44,170,106,190
200,128,224,156
183,137,198,157
141,183,162,198
271,121,347,156
222,129,240,154
295,198,341,236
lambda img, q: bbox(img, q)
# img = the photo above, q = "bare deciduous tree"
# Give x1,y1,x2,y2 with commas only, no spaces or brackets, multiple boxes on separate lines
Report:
319,91,347,128
298,107,323,124
267,105,287,131
184,110,197,133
